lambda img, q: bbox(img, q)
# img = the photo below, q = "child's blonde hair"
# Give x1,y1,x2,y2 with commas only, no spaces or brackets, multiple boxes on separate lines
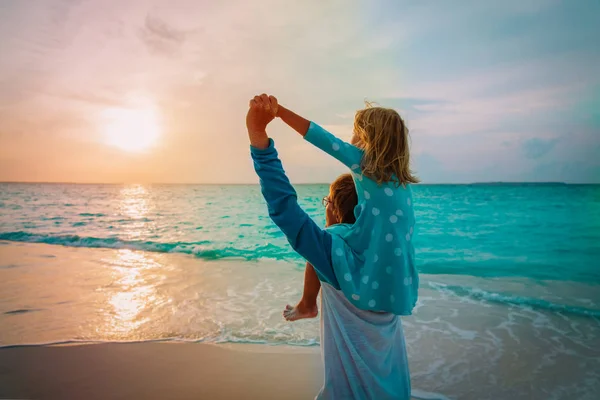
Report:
353,103,419,186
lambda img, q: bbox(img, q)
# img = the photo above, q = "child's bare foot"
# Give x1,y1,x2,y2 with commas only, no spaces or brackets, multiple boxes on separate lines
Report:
283,301,318,321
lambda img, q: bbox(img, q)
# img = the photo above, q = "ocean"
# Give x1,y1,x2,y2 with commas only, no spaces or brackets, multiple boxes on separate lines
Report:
1,183,599,399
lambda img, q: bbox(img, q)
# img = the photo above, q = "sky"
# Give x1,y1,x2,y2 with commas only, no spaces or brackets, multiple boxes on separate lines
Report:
0,0,598,184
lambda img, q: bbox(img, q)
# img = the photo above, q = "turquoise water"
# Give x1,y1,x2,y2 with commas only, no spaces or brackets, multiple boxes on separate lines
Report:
1,183,599,282
1,183,599,398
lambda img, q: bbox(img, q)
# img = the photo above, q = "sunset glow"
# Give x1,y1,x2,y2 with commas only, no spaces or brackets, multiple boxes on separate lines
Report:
0,1,597,183
102,107,161,153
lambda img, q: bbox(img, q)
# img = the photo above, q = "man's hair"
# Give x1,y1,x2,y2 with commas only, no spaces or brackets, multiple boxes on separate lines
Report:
330,173,358,224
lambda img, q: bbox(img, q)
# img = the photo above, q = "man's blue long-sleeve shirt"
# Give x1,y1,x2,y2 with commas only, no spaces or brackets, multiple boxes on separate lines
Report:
250,139,341,289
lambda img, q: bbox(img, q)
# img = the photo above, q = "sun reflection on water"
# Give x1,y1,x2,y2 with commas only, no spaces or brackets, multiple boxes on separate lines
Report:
94,185,164,339
116,184,157,241
101,249,162,339
119,185,149,216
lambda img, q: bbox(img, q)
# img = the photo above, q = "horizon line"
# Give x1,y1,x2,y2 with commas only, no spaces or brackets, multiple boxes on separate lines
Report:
1,180,596,186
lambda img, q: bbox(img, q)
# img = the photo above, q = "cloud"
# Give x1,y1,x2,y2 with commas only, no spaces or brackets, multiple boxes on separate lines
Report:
522,138,559,159
48,89,128,108
138,15,187,55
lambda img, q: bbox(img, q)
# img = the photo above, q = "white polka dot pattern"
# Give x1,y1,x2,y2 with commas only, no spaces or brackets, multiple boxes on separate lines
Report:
303,121,418,316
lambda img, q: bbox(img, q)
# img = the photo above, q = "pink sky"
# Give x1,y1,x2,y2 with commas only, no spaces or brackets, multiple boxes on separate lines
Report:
1,0,598,183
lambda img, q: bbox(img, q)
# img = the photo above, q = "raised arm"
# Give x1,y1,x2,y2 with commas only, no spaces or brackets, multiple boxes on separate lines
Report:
246,96,340,289
276,105,310,137
276,103,363,169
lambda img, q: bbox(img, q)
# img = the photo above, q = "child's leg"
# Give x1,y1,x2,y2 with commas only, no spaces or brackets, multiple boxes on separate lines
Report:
283,262,320,321
300,262,321,306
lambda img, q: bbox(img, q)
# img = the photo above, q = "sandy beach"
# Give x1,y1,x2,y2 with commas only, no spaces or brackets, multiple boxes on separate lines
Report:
0,342,325,400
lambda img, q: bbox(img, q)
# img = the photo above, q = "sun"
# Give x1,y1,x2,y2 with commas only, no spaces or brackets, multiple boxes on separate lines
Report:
102,106,161,152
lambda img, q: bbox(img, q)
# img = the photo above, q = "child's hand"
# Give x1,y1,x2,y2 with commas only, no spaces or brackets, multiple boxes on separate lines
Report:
247,94,278,132
259,93,278,117
246,94,278,149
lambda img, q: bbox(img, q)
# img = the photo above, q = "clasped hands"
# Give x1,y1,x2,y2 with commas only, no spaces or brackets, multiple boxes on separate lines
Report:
246,93,279,149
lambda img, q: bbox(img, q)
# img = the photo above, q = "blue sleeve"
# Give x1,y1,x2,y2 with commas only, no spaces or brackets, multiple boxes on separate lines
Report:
250,139,341,289
304,122,363,169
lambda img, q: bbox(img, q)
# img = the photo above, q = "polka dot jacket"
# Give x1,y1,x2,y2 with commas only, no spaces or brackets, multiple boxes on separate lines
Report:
306,122,418,315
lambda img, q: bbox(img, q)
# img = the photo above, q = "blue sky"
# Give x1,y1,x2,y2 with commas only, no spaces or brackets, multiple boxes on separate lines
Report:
0,0,598,183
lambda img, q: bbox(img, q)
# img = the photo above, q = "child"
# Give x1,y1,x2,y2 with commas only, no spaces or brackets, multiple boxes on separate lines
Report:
252,94,419,317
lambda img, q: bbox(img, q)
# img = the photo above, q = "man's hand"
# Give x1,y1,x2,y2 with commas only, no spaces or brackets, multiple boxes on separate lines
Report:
246,93,278,149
